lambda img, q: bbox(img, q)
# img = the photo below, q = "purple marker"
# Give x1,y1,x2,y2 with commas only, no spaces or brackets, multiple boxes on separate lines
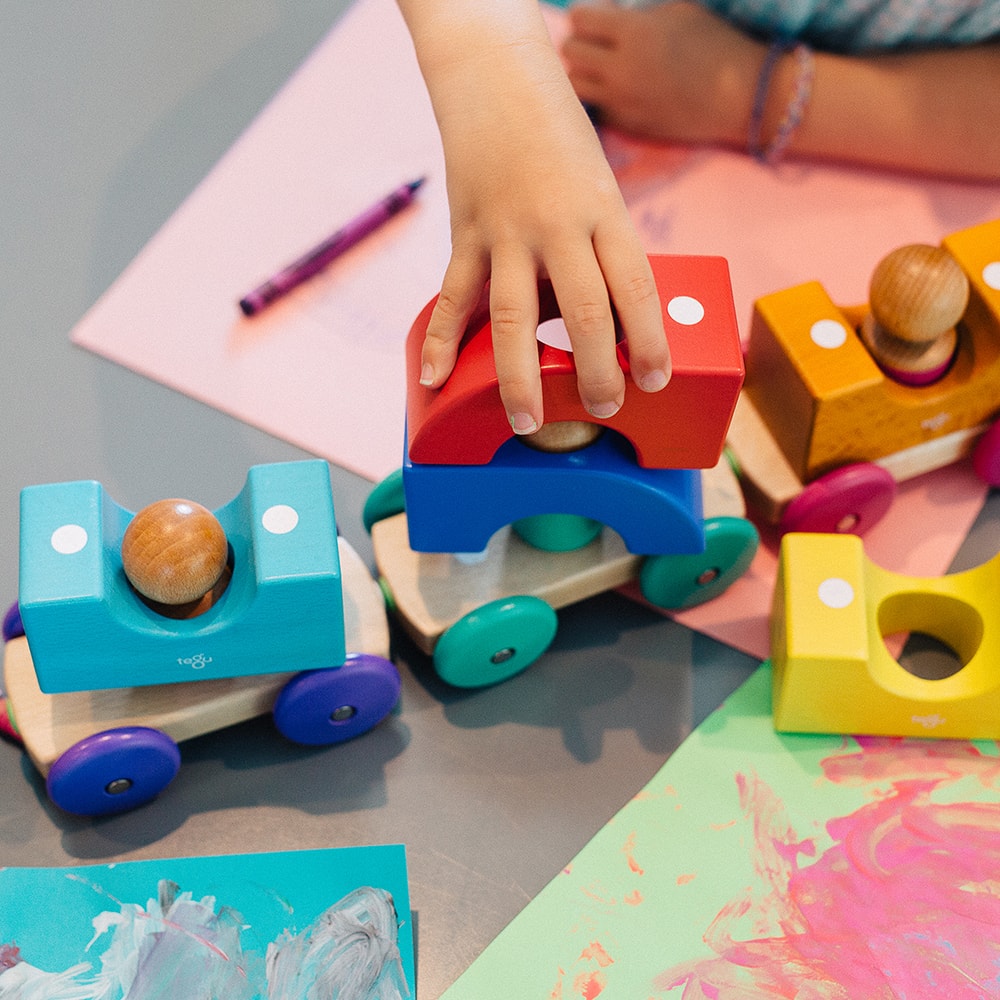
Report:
239,176,426,316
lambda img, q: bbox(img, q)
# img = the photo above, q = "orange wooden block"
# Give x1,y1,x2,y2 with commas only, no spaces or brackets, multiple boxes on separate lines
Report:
944,219,1000,341
405,255,745,470
744,220,1000,484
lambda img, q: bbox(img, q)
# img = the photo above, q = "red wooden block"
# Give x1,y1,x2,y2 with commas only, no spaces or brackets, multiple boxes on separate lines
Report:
405,255,744,469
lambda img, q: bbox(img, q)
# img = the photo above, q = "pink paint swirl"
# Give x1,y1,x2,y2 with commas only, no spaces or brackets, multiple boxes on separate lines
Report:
656,738,1000,998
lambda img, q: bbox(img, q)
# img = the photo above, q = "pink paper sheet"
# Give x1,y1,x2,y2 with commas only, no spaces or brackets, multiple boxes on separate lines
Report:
73,0,452,482
72,0,1000,660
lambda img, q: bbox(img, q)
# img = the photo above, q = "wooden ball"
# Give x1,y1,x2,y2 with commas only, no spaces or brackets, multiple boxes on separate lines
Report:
522,420,603,453
869,244,969,345
122,499,228,605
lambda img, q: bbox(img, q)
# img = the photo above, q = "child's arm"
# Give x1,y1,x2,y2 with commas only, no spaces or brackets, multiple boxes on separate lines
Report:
786,43,1000,181
563,1,1000,182
396,0,670,434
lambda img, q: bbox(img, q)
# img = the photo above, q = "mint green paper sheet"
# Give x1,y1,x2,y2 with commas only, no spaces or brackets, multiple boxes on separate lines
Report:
0,845,413,998
442,665,1000,997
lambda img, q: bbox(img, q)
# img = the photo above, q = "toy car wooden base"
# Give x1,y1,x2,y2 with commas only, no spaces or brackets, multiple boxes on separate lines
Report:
727,391,989,531
3,537,397,816
772,531,1000,739
370,458,757,688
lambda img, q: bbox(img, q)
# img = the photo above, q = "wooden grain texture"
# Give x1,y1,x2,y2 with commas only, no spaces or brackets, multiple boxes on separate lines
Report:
868,244,969,345
122,499,229,605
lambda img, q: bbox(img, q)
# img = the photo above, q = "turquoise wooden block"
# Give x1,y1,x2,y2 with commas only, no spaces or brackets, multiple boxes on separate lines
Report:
18,460,346,693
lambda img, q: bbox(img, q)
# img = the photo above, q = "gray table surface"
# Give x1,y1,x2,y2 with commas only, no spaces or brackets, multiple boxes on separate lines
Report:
2,4,998,997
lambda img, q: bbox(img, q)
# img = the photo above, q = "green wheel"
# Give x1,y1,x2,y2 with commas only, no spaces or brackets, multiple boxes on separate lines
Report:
723,444,742,479
434,596,558,688
639,516,758,610
363,468,405,533
513,512,602,552
375,576,397,615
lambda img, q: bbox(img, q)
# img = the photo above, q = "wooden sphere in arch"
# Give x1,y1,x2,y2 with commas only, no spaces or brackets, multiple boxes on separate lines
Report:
869,244,969,346
522,420,603,453
122,499,229,605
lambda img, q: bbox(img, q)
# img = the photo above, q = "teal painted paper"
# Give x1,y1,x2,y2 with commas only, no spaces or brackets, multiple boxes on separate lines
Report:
442,665,1000,998
0,845,413,997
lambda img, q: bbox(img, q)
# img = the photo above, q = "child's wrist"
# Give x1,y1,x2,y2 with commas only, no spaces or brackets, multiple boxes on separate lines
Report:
747,39,815,164
710,37,769,151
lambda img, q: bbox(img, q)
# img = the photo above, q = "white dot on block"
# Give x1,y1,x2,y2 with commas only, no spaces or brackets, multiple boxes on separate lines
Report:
667,296,705,326
810,319,848,349
818,577,855,609
536,317,572,351
262,504,299,534
983,261,1000,290
51,524,88,555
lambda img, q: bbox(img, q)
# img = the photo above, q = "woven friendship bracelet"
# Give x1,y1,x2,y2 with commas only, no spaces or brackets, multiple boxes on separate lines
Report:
746,39,786,159
747,39,815,164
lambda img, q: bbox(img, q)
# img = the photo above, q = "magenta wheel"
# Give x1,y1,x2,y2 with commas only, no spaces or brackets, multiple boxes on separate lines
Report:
0,701,19,744
973,421,1000,486
273,654,401,746
780,463,896,535
47,727,181,816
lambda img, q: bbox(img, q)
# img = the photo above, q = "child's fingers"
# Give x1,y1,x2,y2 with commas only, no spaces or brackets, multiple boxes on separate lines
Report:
489,250,544,434
420,250,490,389
561,11,620,112
596,230,671,393
545,249,625,420
566,1,621,45
565,71,606,112
562,8,616,80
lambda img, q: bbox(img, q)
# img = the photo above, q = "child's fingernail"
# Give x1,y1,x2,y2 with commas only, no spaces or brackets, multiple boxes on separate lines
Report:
419,363,435,386
587,400,621,420
510,412,539,435
639,369,668,392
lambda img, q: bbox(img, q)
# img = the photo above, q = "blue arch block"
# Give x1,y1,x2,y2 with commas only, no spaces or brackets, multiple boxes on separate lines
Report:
18,460,345,693
403,430,705,555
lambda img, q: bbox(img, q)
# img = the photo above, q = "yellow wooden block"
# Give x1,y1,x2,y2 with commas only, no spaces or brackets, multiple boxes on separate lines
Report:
744,219,1000,484
772,532,1000,738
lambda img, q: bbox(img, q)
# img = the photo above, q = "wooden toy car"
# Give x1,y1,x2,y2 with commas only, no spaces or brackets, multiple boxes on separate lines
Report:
728,218,1000,535
771,530,1000,739
365,255,759,688
2,460,400,816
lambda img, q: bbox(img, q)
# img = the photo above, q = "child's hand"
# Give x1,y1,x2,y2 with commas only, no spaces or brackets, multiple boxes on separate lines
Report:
562,1,763,148
561,0,1000,181
404,4,670,433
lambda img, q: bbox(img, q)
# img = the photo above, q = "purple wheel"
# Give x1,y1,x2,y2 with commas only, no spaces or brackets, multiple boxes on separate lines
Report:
47,727,181,816
273,654,401,746
781,463,896,536
2,603,23,641
973,421,1000,487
